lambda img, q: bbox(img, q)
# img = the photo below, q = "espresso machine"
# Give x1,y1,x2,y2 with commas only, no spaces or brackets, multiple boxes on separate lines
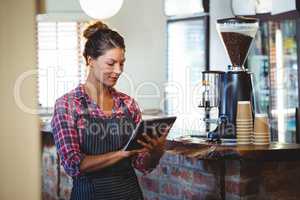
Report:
199,17,259,142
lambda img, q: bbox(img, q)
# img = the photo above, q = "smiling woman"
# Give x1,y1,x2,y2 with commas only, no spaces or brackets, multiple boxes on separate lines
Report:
51,21,169,200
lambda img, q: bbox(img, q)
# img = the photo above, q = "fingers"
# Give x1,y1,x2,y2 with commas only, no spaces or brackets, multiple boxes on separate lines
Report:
151,129,159,140
122,148,149,158
142,133,157,146
160,127,170,139
160,131,168,139
137,139,153,150
138,127,171,152
127,149,147,157
131,149,146,155
136,148,148,153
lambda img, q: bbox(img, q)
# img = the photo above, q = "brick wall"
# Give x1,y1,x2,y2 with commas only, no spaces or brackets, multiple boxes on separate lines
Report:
137,152,223,200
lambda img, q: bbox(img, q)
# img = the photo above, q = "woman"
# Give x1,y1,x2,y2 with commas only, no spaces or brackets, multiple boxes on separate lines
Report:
51,21,168,200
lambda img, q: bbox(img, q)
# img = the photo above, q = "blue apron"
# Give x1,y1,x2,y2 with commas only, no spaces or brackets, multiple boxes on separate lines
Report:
70,97,144,200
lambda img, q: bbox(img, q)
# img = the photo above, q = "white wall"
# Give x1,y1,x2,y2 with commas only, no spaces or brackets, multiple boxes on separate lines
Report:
0,0,41,199
105,0,167,111
44,0,82,13
209,0,234,71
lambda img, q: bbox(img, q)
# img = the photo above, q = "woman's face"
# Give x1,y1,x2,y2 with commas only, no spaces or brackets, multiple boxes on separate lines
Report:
89,47,125,87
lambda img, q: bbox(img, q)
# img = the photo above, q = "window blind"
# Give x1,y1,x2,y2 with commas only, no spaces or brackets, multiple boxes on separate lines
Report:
37,21,87,109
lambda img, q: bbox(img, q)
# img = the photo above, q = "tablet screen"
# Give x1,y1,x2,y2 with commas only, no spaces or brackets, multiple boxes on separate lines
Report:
123,116,177,151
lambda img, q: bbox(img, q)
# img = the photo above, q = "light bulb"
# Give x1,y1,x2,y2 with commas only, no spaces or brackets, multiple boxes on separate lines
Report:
79,0,124,19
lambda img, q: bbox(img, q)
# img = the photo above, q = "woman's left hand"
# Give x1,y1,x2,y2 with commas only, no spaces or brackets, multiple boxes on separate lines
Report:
137,127,170,157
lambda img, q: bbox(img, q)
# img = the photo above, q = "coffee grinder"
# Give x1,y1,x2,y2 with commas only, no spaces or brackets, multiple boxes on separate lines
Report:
201,17,259,142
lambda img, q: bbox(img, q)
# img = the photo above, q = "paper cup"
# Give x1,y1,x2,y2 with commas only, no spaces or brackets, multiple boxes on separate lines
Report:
253,135,269,139
237,101,253,120
237,132,253,135
237,131,253,134
236,123,253,127
236,122,254,127
237,141,252,145
253,138,270,142
237,140,252,144
237,136,252,140
236,119,253,122
237,128,253,132
237,129,253,132
236,126,253,129
254,114,270,133
237,123,253,125
253,132,269,136
253,142,269,145
254,137,270,142
236,118,253,122
237,133,252,137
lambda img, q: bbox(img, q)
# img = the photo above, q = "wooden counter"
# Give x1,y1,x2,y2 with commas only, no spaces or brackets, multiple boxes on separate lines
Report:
166,140,300,161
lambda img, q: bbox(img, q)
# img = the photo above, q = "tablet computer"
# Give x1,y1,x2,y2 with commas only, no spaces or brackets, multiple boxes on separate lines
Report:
123,116,177,151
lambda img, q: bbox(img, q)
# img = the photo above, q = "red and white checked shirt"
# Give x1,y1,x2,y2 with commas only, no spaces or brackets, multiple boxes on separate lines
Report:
51,84,151,177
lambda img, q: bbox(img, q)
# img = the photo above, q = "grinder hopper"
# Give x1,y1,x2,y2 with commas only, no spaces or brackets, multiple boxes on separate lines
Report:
216,17,259,70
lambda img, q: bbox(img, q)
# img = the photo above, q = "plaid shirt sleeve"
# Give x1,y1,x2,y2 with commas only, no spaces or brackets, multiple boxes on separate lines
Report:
129,98,156,174
51,96,85,177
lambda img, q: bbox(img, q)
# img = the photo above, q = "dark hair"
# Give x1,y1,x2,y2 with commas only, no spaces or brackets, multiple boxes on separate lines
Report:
83,21,125,65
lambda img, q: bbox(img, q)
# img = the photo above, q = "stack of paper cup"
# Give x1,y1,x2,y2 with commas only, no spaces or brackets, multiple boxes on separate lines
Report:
253,114,270,145
236,101,253,145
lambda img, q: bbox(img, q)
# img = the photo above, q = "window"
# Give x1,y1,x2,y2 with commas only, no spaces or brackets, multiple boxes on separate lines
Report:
37,21,87,111
164,0,209,138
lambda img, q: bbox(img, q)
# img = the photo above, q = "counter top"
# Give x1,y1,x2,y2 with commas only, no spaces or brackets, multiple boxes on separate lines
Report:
40,120,300,161
166,140,300,161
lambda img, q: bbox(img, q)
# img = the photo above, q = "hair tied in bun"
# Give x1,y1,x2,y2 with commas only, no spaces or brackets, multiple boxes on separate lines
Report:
83,20,125,65
83,21,109,39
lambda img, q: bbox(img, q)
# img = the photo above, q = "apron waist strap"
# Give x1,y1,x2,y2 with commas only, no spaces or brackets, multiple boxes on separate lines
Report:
75,159,133,179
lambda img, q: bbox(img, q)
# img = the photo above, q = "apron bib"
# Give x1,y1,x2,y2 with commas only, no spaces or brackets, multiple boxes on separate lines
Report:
70,97,143,200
